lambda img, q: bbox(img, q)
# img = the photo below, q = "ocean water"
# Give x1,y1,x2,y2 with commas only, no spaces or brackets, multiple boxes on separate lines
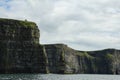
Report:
0,74,119,80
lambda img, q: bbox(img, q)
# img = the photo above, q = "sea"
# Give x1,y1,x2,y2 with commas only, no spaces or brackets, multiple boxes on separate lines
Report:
0,74,119,80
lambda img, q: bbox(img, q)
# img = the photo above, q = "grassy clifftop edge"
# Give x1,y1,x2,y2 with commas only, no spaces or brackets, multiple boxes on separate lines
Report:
0,18,37,28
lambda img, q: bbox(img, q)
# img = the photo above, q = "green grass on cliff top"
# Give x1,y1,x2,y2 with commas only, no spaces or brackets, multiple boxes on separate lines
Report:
0,18,37,28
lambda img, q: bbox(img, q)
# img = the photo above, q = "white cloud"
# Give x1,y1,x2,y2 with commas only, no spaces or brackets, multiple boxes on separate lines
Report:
0,0,120,50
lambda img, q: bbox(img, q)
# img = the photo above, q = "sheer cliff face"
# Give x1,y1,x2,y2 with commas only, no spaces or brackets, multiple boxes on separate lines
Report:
44,44,78,73
0,19,48,73
44,44,83,73
44,44,120,74
0,18,120,74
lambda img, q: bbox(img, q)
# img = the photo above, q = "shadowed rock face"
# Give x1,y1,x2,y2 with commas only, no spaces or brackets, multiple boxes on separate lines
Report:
44,44,120,74
0,18,48,73
0,18,120,74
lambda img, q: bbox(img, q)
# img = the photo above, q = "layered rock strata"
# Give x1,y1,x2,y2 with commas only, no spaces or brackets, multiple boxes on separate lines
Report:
0,18,48,73
44,44,120,74
0,18,120,74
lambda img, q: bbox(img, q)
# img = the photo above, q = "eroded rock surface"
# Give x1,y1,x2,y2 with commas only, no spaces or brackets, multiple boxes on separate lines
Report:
0,18,48,73
44,44,120,74
0,18,120,74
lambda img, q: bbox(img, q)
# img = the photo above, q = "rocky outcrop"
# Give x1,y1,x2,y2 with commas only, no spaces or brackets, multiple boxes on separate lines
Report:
0,18,120,74
0,18,48,73
44,44,93,74
44,44,120,74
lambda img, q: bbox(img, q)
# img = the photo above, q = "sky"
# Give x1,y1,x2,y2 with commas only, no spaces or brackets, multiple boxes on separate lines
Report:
0,0,120,51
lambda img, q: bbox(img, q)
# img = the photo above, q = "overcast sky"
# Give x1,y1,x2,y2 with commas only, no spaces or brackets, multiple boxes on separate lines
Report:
0,0,120,50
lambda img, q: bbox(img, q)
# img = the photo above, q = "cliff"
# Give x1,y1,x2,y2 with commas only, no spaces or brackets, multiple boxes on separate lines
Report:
0,18,120,74
44,44,120,74
0,18,48,73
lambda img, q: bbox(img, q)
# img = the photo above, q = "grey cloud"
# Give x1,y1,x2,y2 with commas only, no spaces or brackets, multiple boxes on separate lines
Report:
0,0,120,50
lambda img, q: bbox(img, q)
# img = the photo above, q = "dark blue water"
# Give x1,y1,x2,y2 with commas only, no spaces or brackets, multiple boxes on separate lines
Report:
0,74,119,80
